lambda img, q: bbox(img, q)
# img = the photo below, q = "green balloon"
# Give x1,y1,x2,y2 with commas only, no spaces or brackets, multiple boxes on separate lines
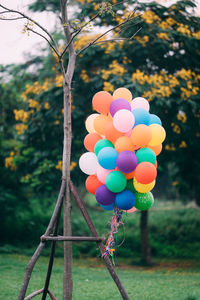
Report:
106,171,127,193
94,139,114,156
126,179,137,193
135,192,154,210
136,148,156,165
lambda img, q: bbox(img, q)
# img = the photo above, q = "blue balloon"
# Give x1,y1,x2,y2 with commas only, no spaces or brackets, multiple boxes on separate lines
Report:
149,114,162,125
115,190,136,210
100,203,115,211
132,108,150,126
98,147,118,170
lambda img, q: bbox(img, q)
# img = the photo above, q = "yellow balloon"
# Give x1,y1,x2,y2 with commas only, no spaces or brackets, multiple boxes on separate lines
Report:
133,178,155,193
85,113,99,133
113,87,132,103
148,124,166,146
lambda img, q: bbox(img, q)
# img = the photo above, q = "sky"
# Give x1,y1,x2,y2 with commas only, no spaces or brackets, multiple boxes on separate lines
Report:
0,0,199,65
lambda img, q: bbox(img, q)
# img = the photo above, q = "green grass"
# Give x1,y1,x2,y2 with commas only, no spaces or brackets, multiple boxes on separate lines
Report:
0,254,200,300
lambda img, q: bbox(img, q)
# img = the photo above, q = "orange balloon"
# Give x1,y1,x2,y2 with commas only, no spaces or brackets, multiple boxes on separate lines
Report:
155,161,158,168
85,175,102,194
115,136,135,153
115,167,135,179
93,114,109,135
92,91,113,115
104,121,123,143
148,144,162,156
84,133,102,152
134,162,157,184
113,88,132,102
131,125,152,148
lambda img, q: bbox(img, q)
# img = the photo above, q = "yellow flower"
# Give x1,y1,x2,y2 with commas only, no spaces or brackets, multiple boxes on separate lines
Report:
177,24,191,36
142,10,160,24
13,109,30,122
70,161,77,171
179,141,187,148
56,160,77,172
172,181,179,186
102,60,127,80
165,144,176,151
135,35,149,46
192,31,200,39
44,102,50,110
55,74,63,87
156,33,169,40
104,82,114,92
80,70,91,83
28,99,39,109
177,111,187,123
5,156,16,171
16,124,28,135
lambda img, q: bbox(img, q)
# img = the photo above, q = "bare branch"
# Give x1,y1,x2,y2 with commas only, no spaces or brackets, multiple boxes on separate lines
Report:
0,4,60,56
0,16,24,20
77,13,140,56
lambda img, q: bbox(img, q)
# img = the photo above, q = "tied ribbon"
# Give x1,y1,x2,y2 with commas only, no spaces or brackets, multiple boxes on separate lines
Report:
102,207,123,263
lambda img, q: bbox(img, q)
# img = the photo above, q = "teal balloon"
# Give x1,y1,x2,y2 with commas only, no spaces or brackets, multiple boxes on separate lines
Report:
136,148,156,164
106,171,127,193
135,192,154,210
94,139,114,156
126,179,137,193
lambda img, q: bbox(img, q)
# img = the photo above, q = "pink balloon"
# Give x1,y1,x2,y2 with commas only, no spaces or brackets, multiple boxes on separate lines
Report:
113,109,135,133
96,165,114,184
124,129,132,137
123,207,137,213
131,97,150,112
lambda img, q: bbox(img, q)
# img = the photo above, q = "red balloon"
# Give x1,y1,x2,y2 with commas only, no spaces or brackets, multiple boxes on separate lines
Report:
84,133,102,152
134,162,157,184
85,175,102,194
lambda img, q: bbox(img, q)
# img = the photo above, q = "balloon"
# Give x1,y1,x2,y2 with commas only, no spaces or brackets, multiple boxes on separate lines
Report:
84,133,102,152
113,87,132,102
123,207,137,213
149,114,162,125
106,171,127,193
104,121,123,143
115,167,135,179
85,175,102,194
95,185,116,205
124,129,132,137
131,125,152,148
115,190,136,210
96,165,114,184
92,91,113,115
131,97,150,111
148,124,166,146
126,179,137,193
110,98,131,117
135,162,157,184
116,150,138,173
98,147,118,169
115,136,134,153
79,152,98,175
100,203,115,211
148,144,162,156
113,109,135,133
85,113,99,133
155,161,158,168
93,114,109,135
135,192,154,210
94,139,114,156
133,178,155,193
132,108,150,126
136,147,156,164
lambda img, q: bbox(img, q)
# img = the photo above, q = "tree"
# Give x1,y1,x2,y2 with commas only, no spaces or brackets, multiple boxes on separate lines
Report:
0,1,139,299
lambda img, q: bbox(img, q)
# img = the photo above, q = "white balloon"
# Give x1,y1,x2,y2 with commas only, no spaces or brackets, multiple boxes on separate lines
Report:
79,152,98,175
131,97,150,112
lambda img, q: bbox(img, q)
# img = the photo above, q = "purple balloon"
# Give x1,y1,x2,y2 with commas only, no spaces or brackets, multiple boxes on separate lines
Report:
116,151,138,173
110,98,131,117
95,185,116,205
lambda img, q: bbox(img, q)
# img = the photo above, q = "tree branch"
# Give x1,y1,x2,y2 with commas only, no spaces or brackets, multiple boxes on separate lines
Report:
0,4,60,55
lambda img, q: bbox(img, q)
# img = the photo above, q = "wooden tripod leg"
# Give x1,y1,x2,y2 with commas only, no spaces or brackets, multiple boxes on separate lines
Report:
69,180,130,300
18,180,66,300
41,203,63,300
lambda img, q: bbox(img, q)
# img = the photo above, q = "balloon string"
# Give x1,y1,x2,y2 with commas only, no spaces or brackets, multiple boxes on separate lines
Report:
102,207,123,261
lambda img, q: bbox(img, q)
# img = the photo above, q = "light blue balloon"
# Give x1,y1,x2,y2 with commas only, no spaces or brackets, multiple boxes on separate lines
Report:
149,114,162,125
115,190,136,210
98,147,118,170
132,108,150,126
100,203,115,211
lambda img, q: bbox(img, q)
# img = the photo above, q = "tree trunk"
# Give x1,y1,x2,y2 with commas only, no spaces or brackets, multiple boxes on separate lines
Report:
140,210,153,266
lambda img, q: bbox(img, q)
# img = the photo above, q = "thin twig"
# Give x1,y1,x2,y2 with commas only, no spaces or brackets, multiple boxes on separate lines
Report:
0,4,60,56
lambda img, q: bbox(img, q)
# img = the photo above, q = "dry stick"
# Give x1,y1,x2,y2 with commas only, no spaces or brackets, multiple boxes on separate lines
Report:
70,180,130,300
41,236,104,242
24,289,57,300
18,180,66,300
41,202,63,300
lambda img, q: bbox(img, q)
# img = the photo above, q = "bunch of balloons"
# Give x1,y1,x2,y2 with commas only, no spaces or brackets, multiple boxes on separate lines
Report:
79,87,166,212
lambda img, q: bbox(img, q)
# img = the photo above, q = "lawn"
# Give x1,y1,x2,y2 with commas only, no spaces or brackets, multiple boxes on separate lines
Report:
0,254,200,300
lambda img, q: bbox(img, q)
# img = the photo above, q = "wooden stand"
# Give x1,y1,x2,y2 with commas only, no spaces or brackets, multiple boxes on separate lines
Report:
18,179,130,300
